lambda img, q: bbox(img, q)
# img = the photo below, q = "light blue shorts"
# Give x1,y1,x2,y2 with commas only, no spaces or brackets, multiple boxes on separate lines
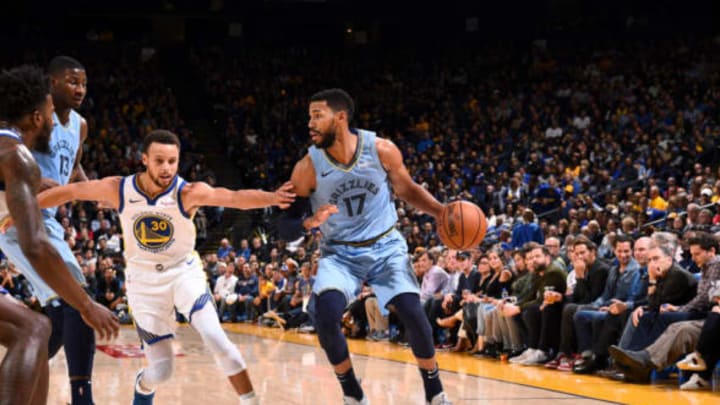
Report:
312,229,419,313
0,216,85,305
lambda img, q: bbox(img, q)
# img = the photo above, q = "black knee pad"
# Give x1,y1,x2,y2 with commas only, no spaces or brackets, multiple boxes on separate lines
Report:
313,291,349,365
44,302,65,358
62,303,95,377
389,293,435,359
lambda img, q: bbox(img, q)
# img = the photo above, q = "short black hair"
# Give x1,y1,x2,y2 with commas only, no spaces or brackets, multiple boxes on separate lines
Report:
613,233,635,249
48,56,85,76
524,241,551,257
688,231,719,253
142,129,181,153
310,88,355,123
412,249,436,264
0,65,50,123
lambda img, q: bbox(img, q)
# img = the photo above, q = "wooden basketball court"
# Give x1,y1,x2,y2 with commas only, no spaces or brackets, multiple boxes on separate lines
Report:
2,324,702,404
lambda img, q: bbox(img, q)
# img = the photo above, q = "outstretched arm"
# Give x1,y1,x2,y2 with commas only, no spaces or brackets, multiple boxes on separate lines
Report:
376,137,444,219
1,145,119,338
37,176,122,210
182,181,296,213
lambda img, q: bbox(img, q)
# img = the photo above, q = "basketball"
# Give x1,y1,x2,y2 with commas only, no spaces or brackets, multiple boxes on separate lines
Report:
438,201,487,250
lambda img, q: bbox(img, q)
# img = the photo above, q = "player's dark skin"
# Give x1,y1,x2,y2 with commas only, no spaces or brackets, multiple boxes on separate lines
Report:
0,100,118,404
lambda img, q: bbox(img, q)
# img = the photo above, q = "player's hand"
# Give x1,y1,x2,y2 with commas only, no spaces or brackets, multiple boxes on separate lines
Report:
0,215,14,233
660,303,678,313
307,204,339,228
273,181,296,209
631,306,644,327
39,178,60,192
80,301,120,340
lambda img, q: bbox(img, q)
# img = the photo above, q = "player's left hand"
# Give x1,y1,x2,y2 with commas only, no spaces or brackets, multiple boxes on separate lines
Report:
273,181,296,209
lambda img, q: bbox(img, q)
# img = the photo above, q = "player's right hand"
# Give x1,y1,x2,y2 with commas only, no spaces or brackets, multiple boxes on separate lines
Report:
309,204,339,227
80,301,120,340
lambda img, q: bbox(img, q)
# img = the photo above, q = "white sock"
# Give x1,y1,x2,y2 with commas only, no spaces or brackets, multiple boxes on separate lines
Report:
239,391,258,405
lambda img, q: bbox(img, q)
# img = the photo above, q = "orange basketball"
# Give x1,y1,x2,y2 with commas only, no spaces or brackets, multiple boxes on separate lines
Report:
437,200,487,250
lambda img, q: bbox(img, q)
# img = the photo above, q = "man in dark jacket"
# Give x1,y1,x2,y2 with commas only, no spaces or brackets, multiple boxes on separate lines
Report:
553,237,611,370
608,232,698,382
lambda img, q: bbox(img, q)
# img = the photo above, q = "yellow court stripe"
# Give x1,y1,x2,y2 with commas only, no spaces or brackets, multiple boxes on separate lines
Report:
223,323,718,405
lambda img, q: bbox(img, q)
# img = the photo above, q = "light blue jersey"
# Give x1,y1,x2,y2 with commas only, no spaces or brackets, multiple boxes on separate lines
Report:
307,129,418,313
0,115,85,304
308,129,397,243
33,110,82,219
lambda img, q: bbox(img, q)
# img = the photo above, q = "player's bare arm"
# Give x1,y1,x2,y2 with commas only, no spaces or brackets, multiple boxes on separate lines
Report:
290,154,337,229
376,137,443,218
37,176,122,210
69,116,88,182
181,181,296,215
290,154,316,198
0,142,118,338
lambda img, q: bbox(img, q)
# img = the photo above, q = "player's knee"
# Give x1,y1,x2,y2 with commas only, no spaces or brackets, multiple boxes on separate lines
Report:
216,345,247,376
314,291,345,334
147,357,174,384
18,311,51,346
389,293,434,359
388,293,424,323
202,329,247,375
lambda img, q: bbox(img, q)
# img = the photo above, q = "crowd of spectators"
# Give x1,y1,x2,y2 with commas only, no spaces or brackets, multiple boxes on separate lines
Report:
1,36,720,393
190,37,720,392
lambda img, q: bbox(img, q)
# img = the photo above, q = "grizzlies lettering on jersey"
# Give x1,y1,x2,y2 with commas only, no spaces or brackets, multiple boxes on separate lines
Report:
33,110,81,218
0,129,23,219
118,174,196,271
308,129,397,243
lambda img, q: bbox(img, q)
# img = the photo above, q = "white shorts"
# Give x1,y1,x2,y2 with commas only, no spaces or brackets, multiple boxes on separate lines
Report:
126,254,210,344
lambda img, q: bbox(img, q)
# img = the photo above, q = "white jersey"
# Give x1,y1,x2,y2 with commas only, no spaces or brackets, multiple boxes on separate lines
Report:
118,174,196,272
0,129,24,219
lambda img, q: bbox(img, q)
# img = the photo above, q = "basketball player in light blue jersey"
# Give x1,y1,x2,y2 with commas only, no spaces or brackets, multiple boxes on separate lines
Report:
0,56,98,405
33,130,295,405
289,89,452,405
0,65,118,405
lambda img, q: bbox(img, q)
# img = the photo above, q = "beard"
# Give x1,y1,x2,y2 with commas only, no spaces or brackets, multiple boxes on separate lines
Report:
148,171,174,188
33,119,54,153
534,261,548,273
313,122,337,149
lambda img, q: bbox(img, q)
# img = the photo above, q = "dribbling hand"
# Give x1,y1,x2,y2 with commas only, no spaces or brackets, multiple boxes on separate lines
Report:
307,204,339,228
273,181,297,209
80,301,120,340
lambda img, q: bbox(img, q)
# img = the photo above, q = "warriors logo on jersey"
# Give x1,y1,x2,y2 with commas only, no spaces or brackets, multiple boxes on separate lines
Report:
132,212,175,252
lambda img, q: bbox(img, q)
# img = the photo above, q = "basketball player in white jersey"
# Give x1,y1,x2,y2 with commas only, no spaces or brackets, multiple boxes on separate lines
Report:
33,129,295,405
0,65,118,405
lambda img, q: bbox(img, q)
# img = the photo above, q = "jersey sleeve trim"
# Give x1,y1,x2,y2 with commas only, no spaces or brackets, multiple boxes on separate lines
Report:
118,176,126,213
177,180,191,219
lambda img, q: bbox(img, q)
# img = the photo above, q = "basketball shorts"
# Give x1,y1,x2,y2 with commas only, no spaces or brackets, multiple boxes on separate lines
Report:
126,252,210,344
0,217,86,305
312,229,419,314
